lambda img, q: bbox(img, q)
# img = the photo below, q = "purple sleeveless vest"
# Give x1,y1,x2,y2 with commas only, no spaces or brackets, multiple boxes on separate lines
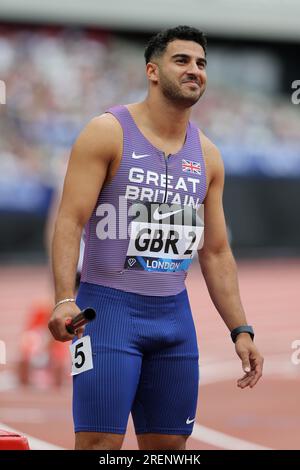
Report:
81,105,206,296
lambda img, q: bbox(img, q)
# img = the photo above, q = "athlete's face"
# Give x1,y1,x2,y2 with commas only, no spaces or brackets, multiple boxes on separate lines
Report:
149,40,207,107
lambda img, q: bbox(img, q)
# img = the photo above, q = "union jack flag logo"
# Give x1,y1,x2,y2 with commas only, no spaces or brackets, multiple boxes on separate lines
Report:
182,159,201,175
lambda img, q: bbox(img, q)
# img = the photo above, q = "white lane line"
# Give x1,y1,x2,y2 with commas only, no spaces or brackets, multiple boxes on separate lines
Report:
191,424,271,450
200,352,298,385
0,422,65,450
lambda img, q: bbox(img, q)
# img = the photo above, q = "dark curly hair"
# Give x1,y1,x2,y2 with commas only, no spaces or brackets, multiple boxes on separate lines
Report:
144,25,207,64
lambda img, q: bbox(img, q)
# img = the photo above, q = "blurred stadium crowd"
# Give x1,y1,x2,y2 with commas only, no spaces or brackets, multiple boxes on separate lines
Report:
0,26,300,214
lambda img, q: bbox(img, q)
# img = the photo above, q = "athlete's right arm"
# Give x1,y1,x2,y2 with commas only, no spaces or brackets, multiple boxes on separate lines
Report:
48,114,121,341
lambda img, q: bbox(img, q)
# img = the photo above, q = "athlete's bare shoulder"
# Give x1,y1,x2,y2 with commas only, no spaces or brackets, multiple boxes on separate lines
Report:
92,111,122,128
76,112,122,162
198,129,224,189
198,130,222,164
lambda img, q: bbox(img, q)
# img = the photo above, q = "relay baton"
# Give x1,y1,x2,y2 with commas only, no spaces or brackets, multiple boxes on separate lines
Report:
65,307,96,334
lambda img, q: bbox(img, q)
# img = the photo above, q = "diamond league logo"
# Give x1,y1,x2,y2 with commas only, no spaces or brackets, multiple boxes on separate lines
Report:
128,258,136,267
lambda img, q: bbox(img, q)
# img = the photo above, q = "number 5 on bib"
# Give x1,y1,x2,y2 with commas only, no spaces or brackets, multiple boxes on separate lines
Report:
70,335,93,376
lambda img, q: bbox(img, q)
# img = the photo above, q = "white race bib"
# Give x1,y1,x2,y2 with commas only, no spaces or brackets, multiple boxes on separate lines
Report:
70,335,93,376
124,203,204,273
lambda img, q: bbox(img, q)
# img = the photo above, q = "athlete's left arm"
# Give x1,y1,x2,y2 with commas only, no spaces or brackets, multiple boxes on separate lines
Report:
198,134,264,389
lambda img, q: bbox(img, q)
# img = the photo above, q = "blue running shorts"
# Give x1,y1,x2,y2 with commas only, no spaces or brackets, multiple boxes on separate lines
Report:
73,282,199,435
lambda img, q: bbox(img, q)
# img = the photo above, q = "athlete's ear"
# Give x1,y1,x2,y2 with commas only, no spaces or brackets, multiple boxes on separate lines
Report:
146,61,159,83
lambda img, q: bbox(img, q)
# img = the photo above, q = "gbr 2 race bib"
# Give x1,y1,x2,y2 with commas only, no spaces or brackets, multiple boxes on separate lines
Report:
124,202,204,273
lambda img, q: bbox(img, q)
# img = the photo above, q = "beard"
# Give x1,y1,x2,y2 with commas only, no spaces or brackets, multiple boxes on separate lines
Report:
159,69,205,108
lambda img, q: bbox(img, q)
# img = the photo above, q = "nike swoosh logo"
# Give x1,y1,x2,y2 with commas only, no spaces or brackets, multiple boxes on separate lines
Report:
153,208,184,221
132,151,150,159
186,417,195,424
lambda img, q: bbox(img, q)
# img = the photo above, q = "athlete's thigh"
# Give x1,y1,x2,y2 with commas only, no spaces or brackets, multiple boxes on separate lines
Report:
131,289,199,436
131,352,199,435
73,346,142,434
73,282,142,434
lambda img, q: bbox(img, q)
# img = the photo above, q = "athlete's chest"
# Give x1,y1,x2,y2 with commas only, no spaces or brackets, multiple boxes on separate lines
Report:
102,115,207,208
123,149,204,208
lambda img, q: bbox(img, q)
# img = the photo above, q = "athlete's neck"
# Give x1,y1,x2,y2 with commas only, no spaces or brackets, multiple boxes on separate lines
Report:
133,97,191,142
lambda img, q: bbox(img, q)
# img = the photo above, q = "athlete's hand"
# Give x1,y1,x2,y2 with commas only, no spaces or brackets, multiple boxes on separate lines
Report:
235,333,264,389
48,303,84,342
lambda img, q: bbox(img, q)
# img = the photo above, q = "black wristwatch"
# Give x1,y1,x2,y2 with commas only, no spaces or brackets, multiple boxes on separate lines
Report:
230,325,254,343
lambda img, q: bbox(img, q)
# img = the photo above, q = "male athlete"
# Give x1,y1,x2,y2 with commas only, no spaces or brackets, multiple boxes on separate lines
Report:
49,26,264,450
